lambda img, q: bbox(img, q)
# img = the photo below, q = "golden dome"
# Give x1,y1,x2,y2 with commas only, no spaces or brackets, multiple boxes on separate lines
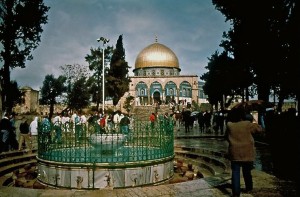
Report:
135,42,179,69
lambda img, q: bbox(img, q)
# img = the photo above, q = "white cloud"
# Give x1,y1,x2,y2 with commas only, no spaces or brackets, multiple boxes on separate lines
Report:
10,0,231,90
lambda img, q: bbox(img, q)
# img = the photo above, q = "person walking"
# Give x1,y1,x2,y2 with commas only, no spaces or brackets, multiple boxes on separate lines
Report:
61,113,70,134
174,111,182,131
71,111,77,133
80,113,87,137
197,111,205,133
0,113,14,152
40,116,52,152
225,108,264,197
204,110,212,133
106,114,113,133
120,114,130,135
149,112,156,130
52,113,62,143
182,108,191,133
99,114,106,132
9,112,17,142
18,118,32,151
75,112,83,143
29,116,39,149
113,111,121,132
215,110,225,134
8,113,18,151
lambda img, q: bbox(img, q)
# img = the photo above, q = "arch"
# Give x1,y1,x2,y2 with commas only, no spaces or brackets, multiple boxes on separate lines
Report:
164,81,177,104
135,81,149,105
150,81,162,104
153,91,161,104
150,81,162,95
179,81,192,97
135,81,148,96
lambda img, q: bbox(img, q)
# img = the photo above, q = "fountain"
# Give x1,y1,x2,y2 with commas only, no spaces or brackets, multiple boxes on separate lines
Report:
36,120,174,189
89,132,126,152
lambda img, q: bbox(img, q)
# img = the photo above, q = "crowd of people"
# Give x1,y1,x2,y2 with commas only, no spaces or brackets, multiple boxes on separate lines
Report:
1,106,229,154
157,107,226,135
0,110,133,153
2,106,299,196
147,106,226,136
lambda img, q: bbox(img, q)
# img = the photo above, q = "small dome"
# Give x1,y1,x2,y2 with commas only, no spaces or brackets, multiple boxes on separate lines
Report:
135,42,179,69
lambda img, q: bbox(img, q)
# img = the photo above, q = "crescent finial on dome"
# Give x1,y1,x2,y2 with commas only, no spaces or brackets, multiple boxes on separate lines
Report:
155,35,158,43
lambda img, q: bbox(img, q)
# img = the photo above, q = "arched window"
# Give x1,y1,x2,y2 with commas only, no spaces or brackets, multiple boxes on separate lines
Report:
136,82,148,96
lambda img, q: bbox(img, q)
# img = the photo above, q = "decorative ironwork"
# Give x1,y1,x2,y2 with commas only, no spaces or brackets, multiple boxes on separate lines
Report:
76,176,83,189
37,119,174,164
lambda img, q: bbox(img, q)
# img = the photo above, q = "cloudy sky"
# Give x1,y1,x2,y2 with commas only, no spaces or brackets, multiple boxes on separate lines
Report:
10,0,231,90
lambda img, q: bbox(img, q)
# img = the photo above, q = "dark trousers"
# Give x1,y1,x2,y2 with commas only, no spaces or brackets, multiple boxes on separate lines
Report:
184,121,190,132
231,161,253,196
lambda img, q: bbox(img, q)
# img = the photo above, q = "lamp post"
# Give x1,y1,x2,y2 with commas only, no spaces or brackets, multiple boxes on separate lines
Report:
97,37,109,113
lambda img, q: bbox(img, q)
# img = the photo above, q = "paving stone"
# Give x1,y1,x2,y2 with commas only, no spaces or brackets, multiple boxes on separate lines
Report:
0,128,297,197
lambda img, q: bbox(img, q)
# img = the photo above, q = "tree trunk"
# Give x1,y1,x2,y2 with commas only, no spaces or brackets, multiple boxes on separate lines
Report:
257,84,270,102
245,87,250,101
0,81,2,118
2,62,11,112
49,102,54,120
96,92,100,111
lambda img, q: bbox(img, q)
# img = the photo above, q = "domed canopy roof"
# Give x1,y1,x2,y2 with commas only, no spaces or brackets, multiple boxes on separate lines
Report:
135,42,179,69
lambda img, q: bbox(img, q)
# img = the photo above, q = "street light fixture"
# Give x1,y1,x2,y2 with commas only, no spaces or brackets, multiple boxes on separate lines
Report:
97,37,109,113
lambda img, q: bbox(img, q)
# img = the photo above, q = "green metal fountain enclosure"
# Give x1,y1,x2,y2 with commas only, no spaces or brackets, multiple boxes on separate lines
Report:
37,118,174,189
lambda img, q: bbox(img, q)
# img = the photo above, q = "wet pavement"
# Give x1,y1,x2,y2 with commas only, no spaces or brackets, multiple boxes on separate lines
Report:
175,127,270,174
0,125,298,196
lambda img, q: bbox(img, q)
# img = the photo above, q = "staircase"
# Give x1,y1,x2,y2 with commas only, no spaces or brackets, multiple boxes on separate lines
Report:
0,149,37,186
131,105,174,121
174,146,230,178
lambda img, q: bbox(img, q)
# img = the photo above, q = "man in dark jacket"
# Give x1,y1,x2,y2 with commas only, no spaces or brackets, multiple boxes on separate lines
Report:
0,113,14,152
18,118,31,151
182,108,192,133
225,108,263,197
120,114,130,134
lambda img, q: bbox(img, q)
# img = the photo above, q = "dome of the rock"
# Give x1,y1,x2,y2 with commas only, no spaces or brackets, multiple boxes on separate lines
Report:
134,42,179,69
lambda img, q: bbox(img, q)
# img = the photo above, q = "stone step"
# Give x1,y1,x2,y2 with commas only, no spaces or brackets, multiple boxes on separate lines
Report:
0,159,37,185
175,150,229,175
0,152,36,167
0,151,37,177
0,150,23,160
175,146,229,163
132,105,173,115
174,155,215,177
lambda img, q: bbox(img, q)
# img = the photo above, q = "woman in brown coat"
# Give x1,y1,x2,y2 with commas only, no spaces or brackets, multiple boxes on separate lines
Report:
225,108,264,197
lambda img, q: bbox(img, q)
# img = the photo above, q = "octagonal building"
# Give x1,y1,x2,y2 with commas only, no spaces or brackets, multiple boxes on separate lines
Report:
129,38,200,106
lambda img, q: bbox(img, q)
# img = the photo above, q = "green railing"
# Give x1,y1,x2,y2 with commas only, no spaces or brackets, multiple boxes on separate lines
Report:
37,119,174,164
